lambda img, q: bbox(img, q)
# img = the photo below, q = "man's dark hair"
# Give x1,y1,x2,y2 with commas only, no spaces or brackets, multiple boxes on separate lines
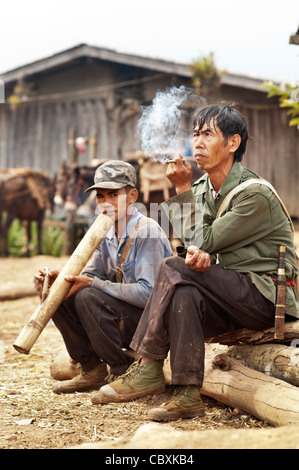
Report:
193,103,248,162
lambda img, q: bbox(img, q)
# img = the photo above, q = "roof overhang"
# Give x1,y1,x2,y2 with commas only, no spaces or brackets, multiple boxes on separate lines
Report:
0,43,267,93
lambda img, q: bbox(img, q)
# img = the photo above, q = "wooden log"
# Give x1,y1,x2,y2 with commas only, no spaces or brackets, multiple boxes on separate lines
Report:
206,320,299,346
50,347,81,381
0,283,37,300
227,343,299,387
200,345,299,427
13,213,113,355
63,209,77,256
163,343,299,426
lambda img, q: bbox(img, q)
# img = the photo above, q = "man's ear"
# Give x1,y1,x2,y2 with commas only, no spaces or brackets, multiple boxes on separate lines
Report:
229,134,241,153
128,188,138,204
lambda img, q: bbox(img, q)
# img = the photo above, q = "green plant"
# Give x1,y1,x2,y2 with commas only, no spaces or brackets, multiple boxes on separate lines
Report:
3,219,64,257
7,219,28,257
190,53,226,100
8,80,35,111
261,81,299,129
41,226,64,257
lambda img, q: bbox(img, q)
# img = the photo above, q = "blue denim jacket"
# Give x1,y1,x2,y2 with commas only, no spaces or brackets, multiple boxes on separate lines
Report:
82,207,172,308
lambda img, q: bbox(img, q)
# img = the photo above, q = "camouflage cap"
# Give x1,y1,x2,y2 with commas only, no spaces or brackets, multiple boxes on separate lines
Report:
85,160,137,192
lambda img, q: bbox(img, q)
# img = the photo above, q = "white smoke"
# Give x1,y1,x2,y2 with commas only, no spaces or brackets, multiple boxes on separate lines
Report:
136,85,200,162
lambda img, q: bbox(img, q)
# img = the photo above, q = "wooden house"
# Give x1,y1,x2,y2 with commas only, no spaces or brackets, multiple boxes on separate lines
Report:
0,43,298,217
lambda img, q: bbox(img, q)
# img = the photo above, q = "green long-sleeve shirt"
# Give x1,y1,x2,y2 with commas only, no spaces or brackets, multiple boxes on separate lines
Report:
163,161,299,318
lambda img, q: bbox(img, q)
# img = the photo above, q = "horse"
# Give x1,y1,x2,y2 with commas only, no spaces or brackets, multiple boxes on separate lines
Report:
0,168,56,257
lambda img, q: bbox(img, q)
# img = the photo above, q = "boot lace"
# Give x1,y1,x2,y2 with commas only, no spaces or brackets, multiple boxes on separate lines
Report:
105,373,119,383
166,385,192,405
117,360,143,384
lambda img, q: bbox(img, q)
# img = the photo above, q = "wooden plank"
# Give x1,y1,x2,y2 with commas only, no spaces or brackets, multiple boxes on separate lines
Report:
34,103,43,170
206,321,299,346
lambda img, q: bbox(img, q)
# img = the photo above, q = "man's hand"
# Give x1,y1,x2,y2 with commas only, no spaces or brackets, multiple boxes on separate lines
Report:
64,275,93,299
185,245,211,272
34,267,59,288
166,155,193,194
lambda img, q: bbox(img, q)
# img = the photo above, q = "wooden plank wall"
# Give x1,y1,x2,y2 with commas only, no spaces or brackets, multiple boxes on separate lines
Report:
240,103,299,218
0,98,113,174
0,99,298,217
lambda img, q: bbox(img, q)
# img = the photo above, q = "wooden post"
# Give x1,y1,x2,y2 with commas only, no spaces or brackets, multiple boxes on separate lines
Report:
62,209,77,256
88,132,98,162
68,127,77,165
13,213,113,355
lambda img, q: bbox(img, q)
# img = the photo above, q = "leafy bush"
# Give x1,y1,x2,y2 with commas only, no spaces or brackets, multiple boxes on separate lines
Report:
190,53,226,100
261,81,299,129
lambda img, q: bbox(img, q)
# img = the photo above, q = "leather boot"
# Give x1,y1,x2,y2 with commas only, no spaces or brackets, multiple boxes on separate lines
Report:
53,363,108,394
91,359,165,404
148,385,205,421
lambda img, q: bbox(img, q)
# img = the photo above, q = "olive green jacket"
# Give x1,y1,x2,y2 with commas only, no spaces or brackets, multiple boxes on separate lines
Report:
163,162,299,318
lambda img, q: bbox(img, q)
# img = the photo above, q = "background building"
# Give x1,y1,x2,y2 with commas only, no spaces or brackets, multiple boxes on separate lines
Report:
0,43,298,217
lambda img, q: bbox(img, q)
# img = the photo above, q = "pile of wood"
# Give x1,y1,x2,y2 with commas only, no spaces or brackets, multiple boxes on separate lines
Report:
185,321,299,426
168,322,299,427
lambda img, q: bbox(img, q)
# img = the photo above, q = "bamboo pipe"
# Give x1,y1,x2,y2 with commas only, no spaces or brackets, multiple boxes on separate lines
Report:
274,245,286,340
13,213,113,355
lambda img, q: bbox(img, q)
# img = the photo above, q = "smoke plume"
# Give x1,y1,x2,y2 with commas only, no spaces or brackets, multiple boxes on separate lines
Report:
136,85,200,162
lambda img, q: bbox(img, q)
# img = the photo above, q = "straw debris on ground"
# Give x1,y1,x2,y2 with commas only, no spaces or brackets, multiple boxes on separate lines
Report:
1,256,296,449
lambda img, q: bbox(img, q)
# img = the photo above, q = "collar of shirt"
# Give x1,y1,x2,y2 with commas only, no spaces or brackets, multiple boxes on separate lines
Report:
194,162,246,199
217,162,245,198
208,178,218,199
105,206,144,249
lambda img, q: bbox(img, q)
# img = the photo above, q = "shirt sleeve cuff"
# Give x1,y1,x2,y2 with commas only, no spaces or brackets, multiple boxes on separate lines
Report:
91,276,105,290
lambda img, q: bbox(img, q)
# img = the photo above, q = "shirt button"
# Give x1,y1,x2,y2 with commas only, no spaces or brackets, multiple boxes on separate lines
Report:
242,173,248,179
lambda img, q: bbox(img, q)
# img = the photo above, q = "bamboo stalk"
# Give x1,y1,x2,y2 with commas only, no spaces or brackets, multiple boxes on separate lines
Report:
13,213,113,355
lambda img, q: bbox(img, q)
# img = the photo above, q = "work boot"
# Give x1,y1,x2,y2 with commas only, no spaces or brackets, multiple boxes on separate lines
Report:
52,363,108,394
148,385,205,421
91,373,119,404
91,359,165,404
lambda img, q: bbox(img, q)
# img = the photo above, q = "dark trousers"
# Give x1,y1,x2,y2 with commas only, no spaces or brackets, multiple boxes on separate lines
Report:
53,287,143,375
130,257,276,387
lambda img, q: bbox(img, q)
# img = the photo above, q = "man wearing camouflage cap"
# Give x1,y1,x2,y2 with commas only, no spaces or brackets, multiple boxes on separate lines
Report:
35,160,172,394
86,160,138,190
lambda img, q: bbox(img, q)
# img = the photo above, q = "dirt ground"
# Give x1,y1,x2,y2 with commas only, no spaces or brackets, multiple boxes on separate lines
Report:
0,256,298,450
